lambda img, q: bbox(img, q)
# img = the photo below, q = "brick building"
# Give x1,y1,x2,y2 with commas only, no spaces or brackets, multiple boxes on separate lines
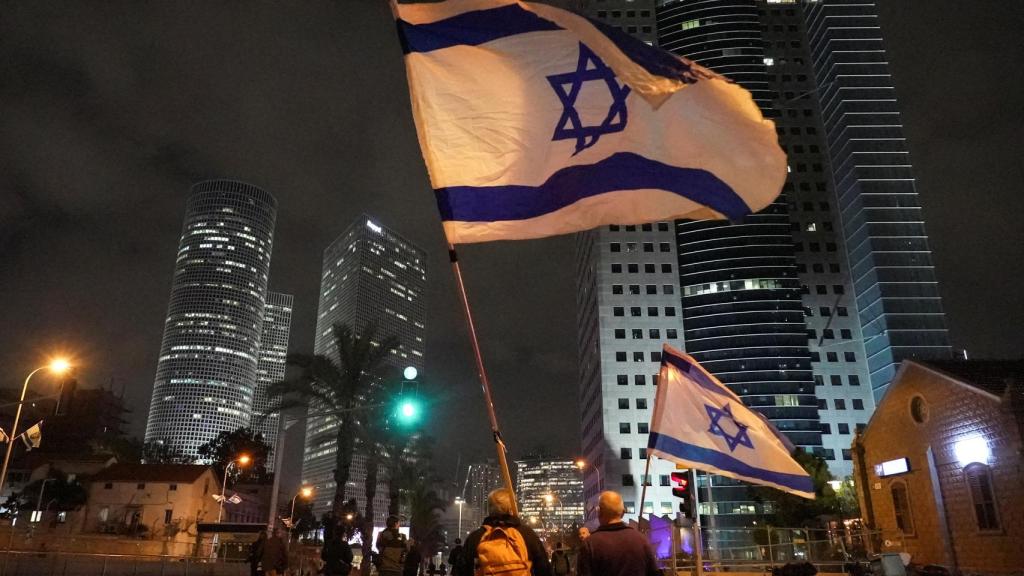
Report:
853,360,1023,575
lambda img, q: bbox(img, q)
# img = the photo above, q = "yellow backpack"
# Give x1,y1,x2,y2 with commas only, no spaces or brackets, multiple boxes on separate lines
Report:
474,525,532,576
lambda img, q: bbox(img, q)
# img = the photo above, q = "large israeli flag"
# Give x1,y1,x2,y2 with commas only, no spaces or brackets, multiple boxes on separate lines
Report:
394,0,787,244
648,345,814,499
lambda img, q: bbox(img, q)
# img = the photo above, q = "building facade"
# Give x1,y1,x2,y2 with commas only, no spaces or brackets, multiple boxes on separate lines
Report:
302,215,427,516
574,223,687,522
515,459,585,535
251,292,294,471
803,0,952,397
145,180,278,459
854,360,1023,576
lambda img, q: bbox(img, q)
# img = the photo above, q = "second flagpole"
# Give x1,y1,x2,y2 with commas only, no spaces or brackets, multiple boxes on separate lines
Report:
447,244,519,515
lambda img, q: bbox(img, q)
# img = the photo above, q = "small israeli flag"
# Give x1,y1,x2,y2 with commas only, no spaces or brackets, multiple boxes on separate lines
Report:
394,0,786,243
648,345,814,499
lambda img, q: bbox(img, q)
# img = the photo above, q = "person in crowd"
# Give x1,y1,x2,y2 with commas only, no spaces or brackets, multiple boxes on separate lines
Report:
550,542,571,576
322,528,354,576
376,515,409,576
575,492,659,576
248,530,267,576
260,528,289,576
458,488,552,576
577,527,590,542
448,537,464,572
404,539,424,576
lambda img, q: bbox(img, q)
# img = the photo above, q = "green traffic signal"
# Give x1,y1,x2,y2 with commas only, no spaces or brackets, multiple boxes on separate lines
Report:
395,395,422,426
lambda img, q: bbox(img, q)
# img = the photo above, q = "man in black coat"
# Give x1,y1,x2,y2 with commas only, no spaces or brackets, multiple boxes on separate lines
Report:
576,492,660,576
457,489,552,576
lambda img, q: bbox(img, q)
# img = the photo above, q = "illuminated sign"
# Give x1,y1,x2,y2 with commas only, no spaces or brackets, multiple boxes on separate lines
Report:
874,457,910,477
366,220,383,234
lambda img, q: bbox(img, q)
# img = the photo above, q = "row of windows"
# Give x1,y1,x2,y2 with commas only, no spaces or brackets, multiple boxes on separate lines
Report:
805,306,849,317
814,374,861,386
617,398,648,410
612,326,679,340
610,263,674,274
620,447,648,459
594,9,651,19
795,241,838,252
616,374,659,386
814,448,852,461
819,422,865,435
610,242,672,253
807,328,853,340
798,262,842,275
803,284,845,295
614,351,662,363
817,398,865,411
811,351,858,363
618,422,650,434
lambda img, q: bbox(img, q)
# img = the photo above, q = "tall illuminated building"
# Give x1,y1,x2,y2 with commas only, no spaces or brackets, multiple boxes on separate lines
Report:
252,292,294,471
145,180,277,459
302,215,427,516
515,459,585,533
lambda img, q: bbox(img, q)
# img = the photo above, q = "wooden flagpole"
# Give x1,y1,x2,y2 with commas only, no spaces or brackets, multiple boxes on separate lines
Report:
447,245,519,515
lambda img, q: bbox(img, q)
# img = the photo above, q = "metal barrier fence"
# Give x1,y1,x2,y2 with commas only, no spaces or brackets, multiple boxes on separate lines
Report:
0,550,252,576
658,526,903,573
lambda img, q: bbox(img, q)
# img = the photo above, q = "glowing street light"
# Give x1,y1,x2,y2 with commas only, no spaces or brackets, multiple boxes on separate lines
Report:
217,454,251,522
288,486,315,545
0,359,72,498
455,496,465,536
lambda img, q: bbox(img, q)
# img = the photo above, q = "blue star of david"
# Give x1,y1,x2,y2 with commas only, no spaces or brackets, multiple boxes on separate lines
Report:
705,403,754,452
546,43,631,155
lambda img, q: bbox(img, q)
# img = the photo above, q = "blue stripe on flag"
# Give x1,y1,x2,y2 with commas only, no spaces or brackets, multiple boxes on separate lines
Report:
436,152,751,223
397,5,562,54
649,432,814,494
662,351,736,401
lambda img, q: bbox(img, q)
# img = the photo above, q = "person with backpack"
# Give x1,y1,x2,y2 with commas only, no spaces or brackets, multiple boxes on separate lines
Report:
576,492,659,576
457,488,551,576
550,543,571,576
376,515,409,576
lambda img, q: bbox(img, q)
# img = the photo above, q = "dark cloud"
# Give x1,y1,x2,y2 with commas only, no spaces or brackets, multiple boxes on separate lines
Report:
0,0,1021,491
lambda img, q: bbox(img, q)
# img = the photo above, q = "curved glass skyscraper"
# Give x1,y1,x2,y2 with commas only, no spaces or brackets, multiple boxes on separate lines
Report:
145,179,278,458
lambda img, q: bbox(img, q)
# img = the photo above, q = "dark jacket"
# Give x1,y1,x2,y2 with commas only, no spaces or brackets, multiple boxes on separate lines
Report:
260,535,288,573
458,515,551,576
448,545,464,569
404,546,424,576
576,523,659,576
322,538,354,576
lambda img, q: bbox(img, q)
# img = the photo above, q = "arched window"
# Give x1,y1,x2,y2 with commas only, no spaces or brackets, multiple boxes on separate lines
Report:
890,482,914,535
965,463,1000,530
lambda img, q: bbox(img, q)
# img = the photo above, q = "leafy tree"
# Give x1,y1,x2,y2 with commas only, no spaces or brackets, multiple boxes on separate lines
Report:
196,427,272,484
749,449,834,527
268,322,400,517
141,440,192,464
89,434,143,463
408,482,447,561
2,470,87,520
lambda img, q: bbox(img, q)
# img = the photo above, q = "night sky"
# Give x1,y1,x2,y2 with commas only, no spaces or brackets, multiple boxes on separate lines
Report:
2,1,1022,486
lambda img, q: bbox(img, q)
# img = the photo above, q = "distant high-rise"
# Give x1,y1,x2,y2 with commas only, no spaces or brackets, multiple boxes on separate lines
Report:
515,459,585,533
302,215,427,516
464,460,503,512
145,180,278,459
252,292,294,471
803,0,952,397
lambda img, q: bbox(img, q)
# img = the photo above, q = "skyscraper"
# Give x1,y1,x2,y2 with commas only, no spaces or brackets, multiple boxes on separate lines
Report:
302,215,427,516
803,0,952,397
252,291,294,471
515,459,585,533
145,180,278,459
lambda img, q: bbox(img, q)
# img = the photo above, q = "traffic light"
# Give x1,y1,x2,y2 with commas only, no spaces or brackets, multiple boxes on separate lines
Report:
671,471,692,517
394,392,422,426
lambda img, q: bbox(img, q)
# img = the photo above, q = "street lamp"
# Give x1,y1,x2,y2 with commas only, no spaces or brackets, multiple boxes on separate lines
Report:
455,496,465,537
217,454,251,523
288,486,314,545
575,459,602,522
0,359,72,498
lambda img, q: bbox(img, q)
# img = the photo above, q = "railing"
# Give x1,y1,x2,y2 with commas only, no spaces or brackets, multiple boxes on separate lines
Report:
0,550,251,576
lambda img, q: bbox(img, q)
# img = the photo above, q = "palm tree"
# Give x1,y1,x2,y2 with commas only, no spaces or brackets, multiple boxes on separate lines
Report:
268,322,399,518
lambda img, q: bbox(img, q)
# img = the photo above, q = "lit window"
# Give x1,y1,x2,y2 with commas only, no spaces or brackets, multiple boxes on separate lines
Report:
681,19,700,30
965,464,1000,530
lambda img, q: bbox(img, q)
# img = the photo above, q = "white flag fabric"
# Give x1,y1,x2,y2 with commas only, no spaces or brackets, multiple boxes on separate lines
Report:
394,0,786,244
648,345,814,499
21,422,42,450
